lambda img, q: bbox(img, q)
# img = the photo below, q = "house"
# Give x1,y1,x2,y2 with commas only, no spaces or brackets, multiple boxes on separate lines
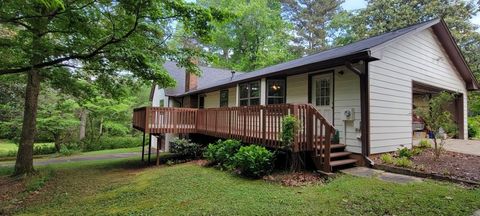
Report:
134,19,479,172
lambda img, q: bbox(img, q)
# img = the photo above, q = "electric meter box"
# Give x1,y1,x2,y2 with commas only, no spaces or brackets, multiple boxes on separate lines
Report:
341,108,355,121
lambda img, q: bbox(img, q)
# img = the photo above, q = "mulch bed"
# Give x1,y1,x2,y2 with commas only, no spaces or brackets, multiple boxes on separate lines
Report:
373,149,480,184
263,171,325,186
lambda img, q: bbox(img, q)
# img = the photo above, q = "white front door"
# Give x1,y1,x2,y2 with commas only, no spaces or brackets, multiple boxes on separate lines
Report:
312,73,334,123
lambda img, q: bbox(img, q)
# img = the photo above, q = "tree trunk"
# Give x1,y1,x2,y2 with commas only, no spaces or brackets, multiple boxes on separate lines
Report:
79,109,87,140
14,69,41,175
14,10,47,176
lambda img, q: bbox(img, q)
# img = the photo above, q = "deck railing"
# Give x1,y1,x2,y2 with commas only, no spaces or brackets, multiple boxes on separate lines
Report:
132,104,334,165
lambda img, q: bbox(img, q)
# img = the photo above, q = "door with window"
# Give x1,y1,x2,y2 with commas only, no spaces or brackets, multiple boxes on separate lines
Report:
311,73,333,123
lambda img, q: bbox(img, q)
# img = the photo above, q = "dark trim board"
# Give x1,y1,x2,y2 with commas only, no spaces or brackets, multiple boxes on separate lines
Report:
361,63,370,156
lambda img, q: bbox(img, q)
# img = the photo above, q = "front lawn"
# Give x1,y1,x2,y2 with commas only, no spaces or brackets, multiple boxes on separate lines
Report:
0,140,54,157
1,159,479,215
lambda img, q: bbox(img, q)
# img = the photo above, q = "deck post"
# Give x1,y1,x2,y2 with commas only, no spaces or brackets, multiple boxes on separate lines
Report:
141,131,146,162
156,135,161,166
148,134,152,165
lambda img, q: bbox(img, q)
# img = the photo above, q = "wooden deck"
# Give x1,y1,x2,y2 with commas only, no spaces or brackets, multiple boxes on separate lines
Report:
133,104,352,172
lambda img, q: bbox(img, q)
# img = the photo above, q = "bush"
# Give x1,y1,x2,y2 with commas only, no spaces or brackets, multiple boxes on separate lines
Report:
418,139,432,149
170,138,202,158
397,147,413,159
280,115,299,149
59,145,75,156
33,145,56,155
380,154,394,164
232,145,274,178
203,139,241,168
468,117,480,138
395,157,413,168
83,136,142,151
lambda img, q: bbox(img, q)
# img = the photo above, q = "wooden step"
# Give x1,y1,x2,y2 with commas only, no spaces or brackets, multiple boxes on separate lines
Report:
322,151,351,158
329,159,357,167
314,144,346,150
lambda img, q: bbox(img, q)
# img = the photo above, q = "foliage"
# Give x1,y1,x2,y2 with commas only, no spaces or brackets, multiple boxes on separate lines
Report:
232,145,274,178
418,139,432,149
83,136,142,152
33,144,57,155
203,139,241,168
1,0,227,175
394,157,413,168
36,89,80,151
468,116,480,138
196,0,298,71
59,145,75,156
415,92,457,158
397,147,413,159
332,130,340,144
170,138,202,158
380,153,395,164
281,0,343,54
280,115,300,150
332,0,480,80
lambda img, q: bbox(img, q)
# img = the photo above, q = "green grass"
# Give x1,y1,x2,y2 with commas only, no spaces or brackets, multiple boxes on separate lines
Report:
0,140,54,157
79,146,142,156
2,158,479,216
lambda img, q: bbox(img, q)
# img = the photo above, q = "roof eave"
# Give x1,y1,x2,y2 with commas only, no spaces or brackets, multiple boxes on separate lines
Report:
175,51,375,97
432,20,479,91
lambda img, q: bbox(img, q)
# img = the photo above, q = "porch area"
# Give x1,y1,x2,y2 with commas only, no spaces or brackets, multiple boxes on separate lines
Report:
132,104,358,172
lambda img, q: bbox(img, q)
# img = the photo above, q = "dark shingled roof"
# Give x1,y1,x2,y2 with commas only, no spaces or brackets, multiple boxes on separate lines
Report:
161,61,241,96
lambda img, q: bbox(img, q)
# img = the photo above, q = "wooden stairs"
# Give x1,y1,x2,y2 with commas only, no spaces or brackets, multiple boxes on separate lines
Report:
313,143,357,172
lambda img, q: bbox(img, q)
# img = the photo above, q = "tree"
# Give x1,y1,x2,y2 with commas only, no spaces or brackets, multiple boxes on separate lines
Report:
37,93,79,152
332,0,480,78
415,92,458,158
197,0,297,71
0,0,225,175
281,0,344,54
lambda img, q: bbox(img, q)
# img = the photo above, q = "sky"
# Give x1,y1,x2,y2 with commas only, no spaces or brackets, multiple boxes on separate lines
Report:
341,0,480,27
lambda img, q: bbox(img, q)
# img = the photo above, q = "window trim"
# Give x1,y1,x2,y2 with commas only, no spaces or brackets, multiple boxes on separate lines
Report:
239,80,261,106
266,78,286,105
219,89,229,107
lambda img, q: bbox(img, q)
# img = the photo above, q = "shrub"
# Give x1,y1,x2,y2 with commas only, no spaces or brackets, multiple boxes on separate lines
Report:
83,136,142,151
232,145,274,178
468,117,480,138
380,154,394,164
170,138,202,158
397,147,413,159
59,145,75,156
203,139,241,168
395,157,413,168
280,115,299,150
418,139,432,149
33,144,56,155
411,147,423,156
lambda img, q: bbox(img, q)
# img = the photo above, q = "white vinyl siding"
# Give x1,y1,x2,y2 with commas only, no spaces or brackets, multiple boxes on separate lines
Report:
333,68,362,153
286,67,362,153
369,28,468,154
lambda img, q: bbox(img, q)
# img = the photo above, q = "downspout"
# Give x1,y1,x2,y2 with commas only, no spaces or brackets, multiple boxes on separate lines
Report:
345,61,374,167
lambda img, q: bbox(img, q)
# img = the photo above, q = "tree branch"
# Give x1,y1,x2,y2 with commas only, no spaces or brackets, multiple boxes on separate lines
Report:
0,3,142,76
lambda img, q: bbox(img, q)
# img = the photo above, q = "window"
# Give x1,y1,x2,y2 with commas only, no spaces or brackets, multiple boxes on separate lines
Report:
220,89,229,107
267,79,285,104
315,79,330,106
198,95,205,109
239,81,261,106
159,99,165,107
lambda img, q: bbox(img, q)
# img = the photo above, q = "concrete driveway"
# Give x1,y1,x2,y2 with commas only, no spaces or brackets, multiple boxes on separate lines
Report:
443,139,480,156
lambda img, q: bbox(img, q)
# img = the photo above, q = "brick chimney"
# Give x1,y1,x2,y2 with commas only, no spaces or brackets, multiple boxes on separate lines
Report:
185,58,198,92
